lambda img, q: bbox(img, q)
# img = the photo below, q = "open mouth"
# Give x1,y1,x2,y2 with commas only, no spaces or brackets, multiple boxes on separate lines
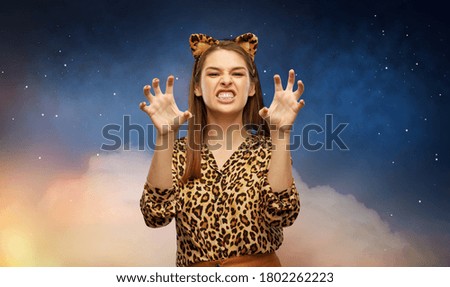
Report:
216,91,235,101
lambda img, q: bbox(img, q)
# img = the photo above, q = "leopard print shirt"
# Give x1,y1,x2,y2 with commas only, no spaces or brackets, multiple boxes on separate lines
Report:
140,134,300,267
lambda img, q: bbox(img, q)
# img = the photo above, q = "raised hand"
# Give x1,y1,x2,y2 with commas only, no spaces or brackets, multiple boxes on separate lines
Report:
259,69,305,133
139,75,191,136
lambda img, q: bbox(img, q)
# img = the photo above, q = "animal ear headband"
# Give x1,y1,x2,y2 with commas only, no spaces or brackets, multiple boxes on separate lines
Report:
189,33,258,60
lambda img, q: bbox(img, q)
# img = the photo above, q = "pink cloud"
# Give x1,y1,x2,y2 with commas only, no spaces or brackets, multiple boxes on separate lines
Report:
0,151,439,266
279,174,437,266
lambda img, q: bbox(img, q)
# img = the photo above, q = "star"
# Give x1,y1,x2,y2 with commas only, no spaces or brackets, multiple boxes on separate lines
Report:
41,113,45,117
418,200,422,203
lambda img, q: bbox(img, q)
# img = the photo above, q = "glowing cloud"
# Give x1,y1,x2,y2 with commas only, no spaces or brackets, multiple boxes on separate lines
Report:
279,175,436,266
0,151,438,266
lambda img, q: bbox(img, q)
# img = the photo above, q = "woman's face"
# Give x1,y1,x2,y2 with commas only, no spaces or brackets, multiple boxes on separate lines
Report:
195,49,255,119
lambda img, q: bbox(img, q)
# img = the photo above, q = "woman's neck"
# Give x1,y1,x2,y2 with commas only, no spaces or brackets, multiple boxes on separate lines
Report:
204,112,248,150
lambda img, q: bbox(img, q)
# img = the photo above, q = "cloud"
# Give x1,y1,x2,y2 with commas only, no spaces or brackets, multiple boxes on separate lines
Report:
279,173,437,266
1,151,175,266
0,151,439,266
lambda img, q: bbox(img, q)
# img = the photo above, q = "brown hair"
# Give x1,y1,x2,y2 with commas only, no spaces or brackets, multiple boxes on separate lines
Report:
181,40,269,182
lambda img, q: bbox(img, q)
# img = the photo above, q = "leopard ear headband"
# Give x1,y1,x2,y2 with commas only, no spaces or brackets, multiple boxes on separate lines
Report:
189,33,258,60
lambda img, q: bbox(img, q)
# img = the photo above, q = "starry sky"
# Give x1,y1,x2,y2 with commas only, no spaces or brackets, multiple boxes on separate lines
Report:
1,0,449,266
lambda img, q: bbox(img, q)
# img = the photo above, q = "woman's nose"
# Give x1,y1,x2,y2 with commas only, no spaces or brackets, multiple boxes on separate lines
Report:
220,74,232,86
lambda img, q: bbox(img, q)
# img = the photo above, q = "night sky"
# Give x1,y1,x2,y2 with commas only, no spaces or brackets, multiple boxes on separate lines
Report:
1,0,449,266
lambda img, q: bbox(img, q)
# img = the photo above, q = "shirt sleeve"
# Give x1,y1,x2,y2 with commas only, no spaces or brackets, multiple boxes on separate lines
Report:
140,139,183,228
260,175,300,227
140,182,177,228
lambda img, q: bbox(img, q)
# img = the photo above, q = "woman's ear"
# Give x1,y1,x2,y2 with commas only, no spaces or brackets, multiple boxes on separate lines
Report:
194,85,202,97
248,82,256,97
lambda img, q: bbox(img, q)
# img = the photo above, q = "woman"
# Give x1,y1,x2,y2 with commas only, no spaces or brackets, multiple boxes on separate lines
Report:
139,33,305,267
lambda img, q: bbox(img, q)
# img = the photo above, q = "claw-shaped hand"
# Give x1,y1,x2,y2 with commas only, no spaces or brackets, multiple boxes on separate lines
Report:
139,75,192,135
259,69,305,133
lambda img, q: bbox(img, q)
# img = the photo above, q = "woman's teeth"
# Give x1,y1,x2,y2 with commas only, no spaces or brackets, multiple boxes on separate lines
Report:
217,92,234,99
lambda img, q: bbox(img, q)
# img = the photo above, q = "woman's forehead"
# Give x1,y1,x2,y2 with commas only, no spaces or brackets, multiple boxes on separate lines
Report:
203,49,248,69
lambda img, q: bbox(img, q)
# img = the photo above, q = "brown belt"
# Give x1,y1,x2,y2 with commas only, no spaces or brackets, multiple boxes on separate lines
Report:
189,252,282,267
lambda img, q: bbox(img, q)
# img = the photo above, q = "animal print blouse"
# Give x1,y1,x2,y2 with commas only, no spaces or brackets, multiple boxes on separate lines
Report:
140,134,300,267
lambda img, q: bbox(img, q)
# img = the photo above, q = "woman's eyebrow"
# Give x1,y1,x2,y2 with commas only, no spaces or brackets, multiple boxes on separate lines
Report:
205,66,247,71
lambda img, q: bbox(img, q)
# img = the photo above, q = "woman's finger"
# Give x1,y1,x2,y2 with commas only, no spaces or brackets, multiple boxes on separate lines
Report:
143,85,154,103
294,80,304,100
273,75,283,92
152,78,162,96
180,110,192,124
294,99,305,113
166,75,174,95
285,69,295,92
258,107,270,119
169,111,192,131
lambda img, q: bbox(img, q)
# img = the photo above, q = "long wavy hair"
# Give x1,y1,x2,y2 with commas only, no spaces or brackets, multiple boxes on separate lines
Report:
181,41,269,183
